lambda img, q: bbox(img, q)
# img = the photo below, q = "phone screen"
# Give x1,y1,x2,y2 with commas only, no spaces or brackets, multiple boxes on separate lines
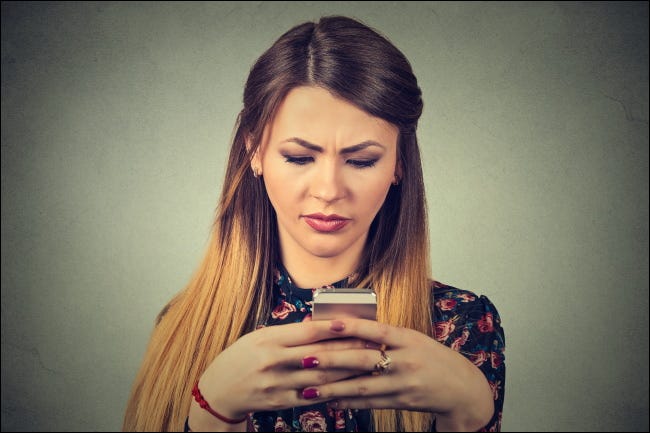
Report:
312,288,377,321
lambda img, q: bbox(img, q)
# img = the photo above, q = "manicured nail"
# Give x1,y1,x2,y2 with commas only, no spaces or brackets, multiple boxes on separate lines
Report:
365,341,382,350
330,320,345,332
302,388,320,399
302,356,320,369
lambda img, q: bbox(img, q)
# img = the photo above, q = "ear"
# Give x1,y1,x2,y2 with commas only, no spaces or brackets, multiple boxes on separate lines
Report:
394,159,403,185
246,135,263,176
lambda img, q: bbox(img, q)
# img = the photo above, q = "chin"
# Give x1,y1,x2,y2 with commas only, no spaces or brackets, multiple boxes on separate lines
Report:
307,247,347,259
304,242,351,259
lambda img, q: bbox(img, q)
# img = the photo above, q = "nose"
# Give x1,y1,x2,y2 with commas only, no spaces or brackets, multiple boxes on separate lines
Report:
309,160,347,203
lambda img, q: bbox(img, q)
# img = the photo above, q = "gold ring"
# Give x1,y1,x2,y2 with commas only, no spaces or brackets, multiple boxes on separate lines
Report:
373,348,392,375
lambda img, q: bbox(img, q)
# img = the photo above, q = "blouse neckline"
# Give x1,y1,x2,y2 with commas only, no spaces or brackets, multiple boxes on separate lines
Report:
274,263,353,303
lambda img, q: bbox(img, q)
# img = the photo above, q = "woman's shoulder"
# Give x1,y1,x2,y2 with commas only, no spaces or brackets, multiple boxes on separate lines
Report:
429,279,505,346
430,280,490,307
430,280,501,314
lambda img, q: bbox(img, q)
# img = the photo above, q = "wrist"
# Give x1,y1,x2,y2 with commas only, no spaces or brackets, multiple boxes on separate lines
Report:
189,382,248,432
189,400,248,432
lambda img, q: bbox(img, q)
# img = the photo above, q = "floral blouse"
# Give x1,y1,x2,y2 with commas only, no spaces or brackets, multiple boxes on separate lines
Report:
250,266,506,432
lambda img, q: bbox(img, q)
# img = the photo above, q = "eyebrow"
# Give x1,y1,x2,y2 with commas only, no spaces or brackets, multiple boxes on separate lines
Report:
279,137,386,154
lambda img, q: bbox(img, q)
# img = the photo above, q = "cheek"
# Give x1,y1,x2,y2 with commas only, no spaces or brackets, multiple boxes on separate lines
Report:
354,179,392,212
262,168,300,213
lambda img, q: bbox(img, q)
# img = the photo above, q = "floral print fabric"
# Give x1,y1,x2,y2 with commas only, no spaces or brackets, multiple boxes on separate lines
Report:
250,268,506,432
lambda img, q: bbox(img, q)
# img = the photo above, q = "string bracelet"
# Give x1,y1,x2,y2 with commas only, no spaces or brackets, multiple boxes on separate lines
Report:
191,383,248,425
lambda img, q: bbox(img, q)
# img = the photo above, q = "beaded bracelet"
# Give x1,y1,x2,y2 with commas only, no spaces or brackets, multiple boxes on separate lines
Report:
191,383,248,425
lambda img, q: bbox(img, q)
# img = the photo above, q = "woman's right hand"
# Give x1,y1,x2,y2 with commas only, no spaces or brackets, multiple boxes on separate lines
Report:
188,319,371,431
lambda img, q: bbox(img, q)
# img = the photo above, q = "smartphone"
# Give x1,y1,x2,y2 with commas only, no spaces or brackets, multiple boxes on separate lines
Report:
312,288,377,321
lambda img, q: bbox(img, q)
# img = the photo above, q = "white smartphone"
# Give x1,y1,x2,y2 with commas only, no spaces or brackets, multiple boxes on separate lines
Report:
312,288,377,321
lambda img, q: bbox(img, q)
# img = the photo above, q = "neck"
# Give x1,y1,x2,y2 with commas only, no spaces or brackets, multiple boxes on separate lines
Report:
280,246,364,289
282,256,358,288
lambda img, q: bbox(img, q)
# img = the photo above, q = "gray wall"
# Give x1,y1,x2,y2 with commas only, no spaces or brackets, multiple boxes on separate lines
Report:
2,2,648,431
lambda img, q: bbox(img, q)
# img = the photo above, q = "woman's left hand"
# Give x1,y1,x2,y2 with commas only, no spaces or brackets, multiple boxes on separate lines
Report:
302,318,494,430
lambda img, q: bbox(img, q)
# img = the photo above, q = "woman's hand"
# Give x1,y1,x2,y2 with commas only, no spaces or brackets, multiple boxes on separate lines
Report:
188,319,372,431
296,318,495,432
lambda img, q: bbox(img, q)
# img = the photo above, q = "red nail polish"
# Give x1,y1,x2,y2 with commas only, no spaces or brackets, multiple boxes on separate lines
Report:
302,388,320,399
302,356,320,369
330,320,345,332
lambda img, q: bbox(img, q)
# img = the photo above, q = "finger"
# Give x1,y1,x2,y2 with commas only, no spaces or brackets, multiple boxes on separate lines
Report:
277,337,370,369
244,370,363,413
293,374,400,408
303,337,367,353
308,374,400,401
256,319,352,347
288,368,368,389
313,348,386,373
328,395,402,410
324,318,406,348
250,388,322,413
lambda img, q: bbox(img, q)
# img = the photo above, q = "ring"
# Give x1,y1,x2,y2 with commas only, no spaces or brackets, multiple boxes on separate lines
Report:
373,347,392,375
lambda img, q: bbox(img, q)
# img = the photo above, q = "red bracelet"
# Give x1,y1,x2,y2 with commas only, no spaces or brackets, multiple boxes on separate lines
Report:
191,383,248,424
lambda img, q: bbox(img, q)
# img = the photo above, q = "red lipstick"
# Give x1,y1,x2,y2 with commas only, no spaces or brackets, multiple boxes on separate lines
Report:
302,213,350,233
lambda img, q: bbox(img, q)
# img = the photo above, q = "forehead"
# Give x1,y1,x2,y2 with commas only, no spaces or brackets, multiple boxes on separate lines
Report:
267,86,398,146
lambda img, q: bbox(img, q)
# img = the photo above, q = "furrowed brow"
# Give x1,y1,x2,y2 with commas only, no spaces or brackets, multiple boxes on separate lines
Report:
340,141,385,154
280,137,385,154
280,137,323,152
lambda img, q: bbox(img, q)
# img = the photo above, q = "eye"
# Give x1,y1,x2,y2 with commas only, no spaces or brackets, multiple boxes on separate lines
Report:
284,156,313,165
347,159,378,168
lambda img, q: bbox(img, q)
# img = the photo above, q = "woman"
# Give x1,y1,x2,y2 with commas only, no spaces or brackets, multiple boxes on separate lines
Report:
123,15,505,432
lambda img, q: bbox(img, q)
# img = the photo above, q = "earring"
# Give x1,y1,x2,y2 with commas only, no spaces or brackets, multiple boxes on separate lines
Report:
392,175,400,185
252,167,261,178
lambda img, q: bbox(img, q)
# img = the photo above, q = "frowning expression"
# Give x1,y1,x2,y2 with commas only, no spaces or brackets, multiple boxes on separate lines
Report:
253,86,399,263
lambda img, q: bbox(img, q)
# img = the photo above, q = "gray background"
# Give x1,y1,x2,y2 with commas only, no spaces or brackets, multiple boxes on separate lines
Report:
2,1,648,431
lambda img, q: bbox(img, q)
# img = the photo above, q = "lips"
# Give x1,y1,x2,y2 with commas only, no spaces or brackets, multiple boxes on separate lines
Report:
302,213,350,233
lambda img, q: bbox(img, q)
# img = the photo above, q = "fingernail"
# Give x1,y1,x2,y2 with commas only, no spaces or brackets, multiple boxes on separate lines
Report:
365,341,382,350
327,400,339,409
302,356,320,369
302,388,320,399
330,320,345,332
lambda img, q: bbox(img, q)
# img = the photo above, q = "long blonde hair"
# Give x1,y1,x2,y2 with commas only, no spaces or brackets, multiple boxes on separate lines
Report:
123,16,433,431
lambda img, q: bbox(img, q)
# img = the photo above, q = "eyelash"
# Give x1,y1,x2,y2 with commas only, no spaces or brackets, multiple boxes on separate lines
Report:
283,156,377,168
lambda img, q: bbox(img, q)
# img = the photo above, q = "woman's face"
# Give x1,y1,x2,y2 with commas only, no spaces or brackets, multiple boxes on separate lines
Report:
253,86,399,263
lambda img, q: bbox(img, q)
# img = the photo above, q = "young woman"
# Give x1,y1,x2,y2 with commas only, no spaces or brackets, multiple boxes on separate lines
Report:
123,15,505,432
